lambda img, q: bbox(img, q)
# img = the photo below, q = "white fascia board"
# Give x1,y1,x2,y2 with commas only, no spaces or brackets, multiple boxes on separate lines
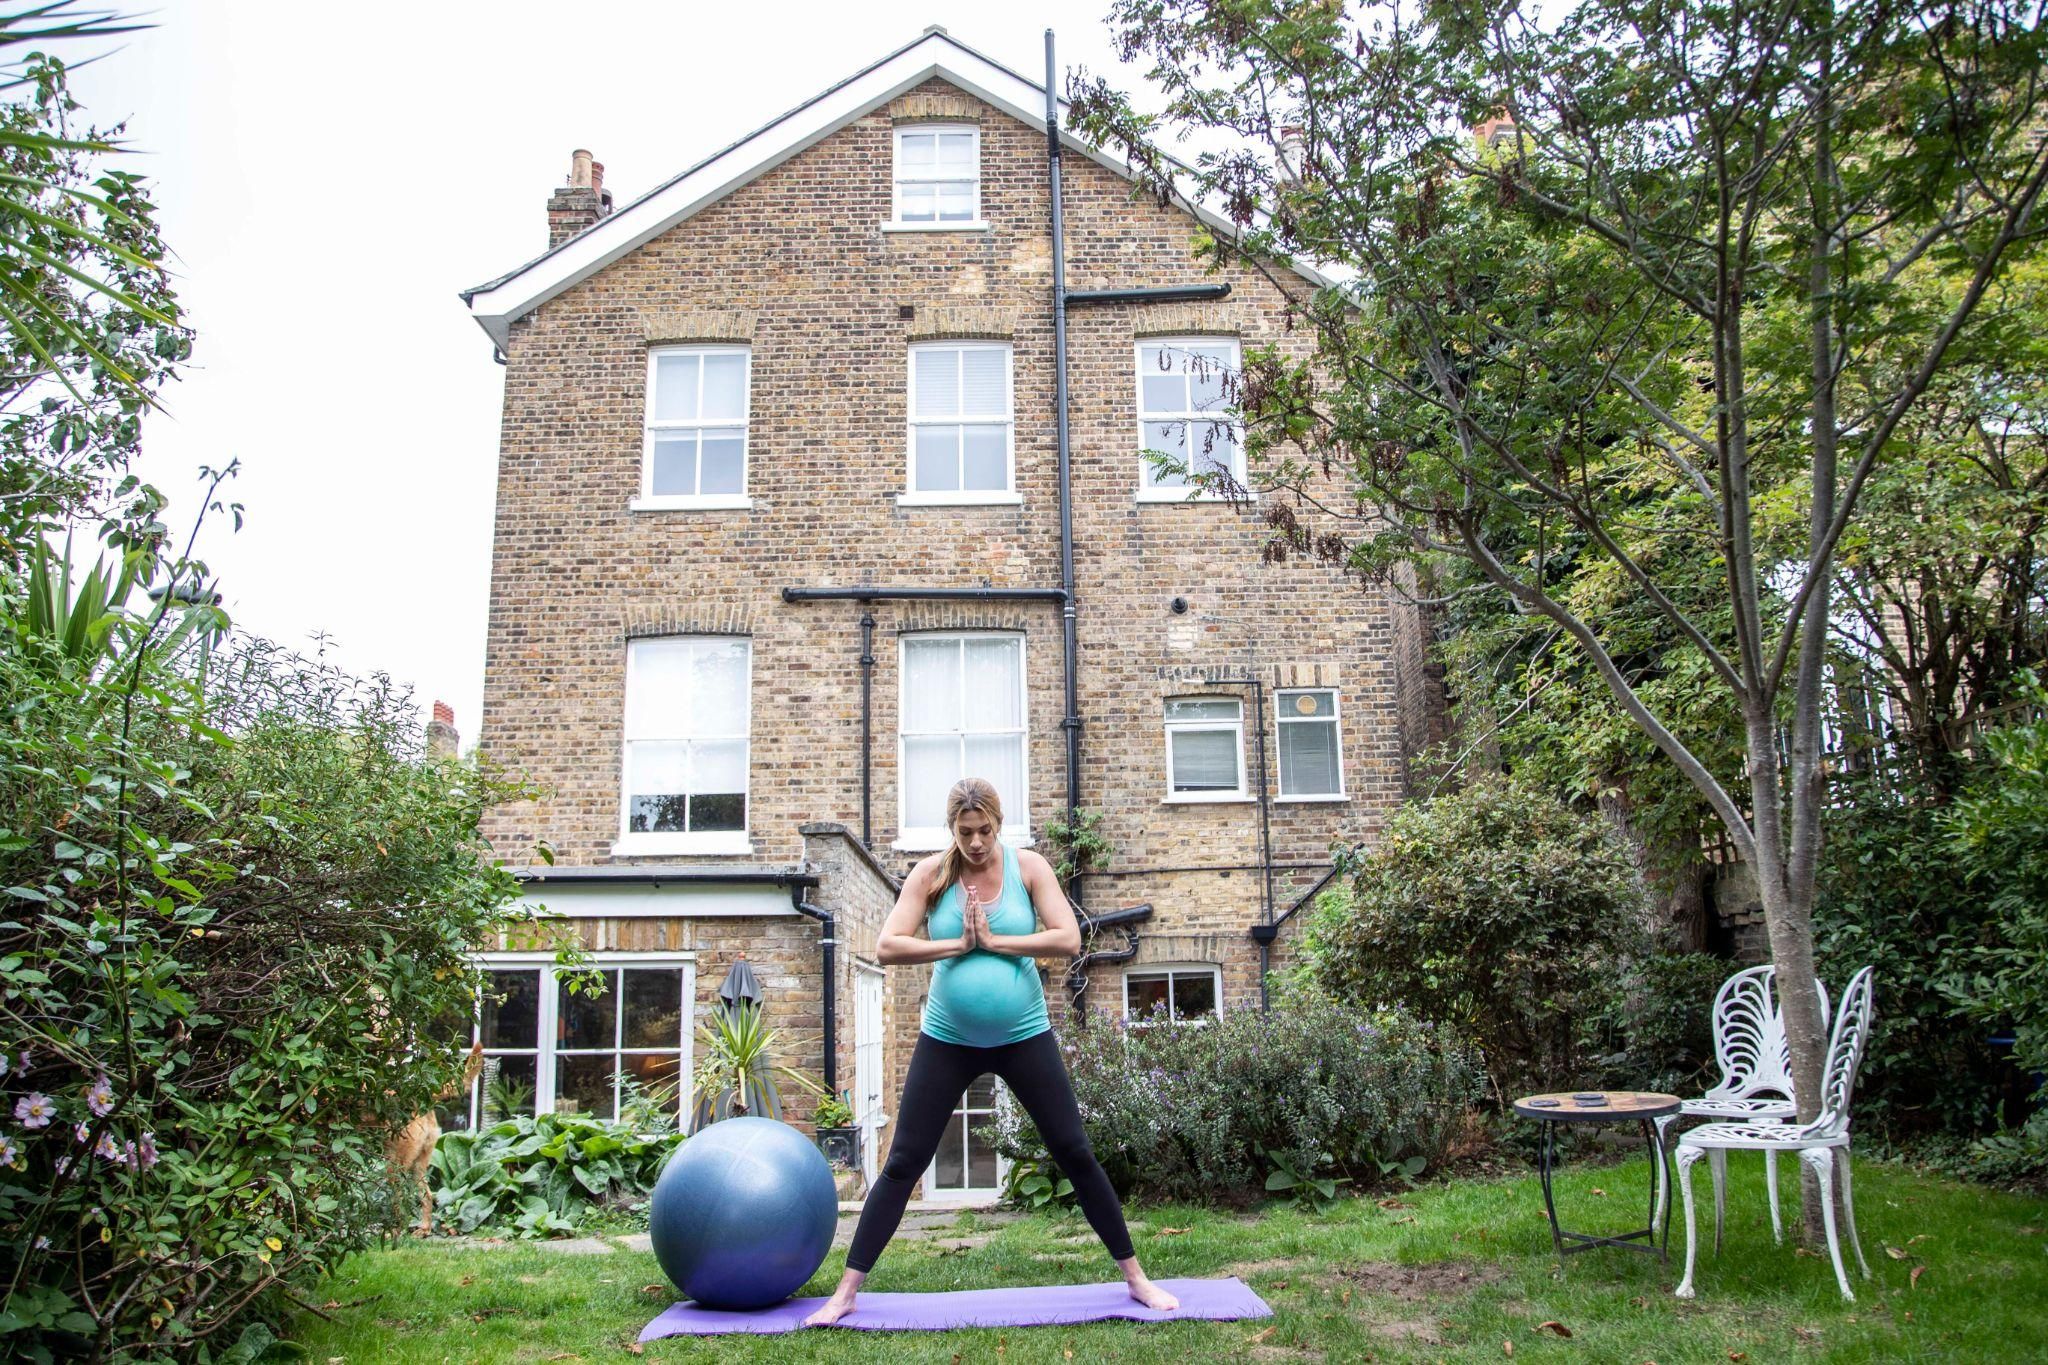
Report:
463,33,1336,349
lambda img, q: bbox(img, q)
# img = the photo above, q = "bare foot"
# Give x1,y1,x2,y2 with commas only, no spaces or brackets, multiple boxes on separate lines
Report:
802,1291,857,1327
1126,1275,1179,1311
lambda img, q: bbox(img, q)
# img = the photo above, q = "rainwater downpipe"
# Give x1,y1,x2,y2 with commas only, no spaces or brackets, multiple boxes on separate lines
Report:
790,887,837,1101
859,609,875,849
1046,29,1082,830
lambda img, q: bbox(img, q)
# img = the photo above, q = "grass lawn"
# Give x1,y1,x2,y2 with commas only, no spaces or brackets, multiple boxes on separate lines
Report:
291,1156,2047,1362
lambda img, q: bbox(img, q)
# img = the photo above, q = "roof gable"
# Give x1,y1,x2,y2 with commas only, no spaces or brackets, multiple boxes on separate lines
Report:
461,29,1326,347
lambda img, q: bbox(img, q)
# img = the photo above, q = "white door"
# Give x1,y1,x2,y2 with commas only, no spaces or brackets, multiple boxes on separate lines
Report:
923,1072,1008,1202
854,964,886,1186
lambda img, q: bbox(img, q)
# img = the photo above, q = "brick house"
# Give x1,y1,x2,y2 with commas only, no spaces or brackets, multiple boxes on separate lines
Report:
457,28,1440,1202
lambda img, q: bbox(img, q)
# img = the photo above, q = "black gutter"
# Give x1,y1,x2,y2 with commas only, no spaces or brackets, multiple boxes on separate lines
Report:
1065,284,1233,307
1066,902,1154,1020
781,586,1067,604
1047,29,1083,835
791,888,838,1101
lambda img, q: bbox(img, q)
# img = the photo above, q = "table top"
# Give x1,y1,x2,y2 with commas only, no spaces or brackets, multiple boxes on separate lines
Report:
1511,1090,1681,1121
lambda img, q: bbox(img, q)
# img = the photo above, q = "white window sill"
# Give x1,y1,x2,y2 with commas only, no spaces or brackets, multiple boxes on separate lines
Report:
1125,1017,1218,1030
896,491,1023,507
1162,793,1252,805
1275,793,1350,804
882,220,991,233
892,832,1037,854
610,833,754,857
1135,487,1256,504
629,494,753,512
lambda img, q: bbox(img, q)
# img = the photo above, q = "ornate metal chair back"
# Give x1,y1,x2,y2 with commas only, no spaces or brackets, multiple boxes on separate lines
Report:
1804,966,1876,1139
1708,964,1829,1104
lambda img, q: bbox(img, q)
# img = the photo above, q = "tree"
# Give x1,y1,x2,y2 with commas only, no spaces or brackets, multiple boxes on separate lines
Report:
0,2,186,559
1070,0,2048,1178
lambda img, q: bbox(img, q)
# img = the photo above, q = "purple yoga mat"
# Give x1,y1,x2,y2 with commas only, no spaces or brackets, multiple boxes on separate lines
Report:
638,1277,1272,1339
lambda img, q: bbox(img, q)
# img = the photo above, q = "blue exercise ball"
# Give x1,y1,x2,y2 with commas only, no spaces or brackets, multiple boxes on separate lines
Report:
648,1116,838,1310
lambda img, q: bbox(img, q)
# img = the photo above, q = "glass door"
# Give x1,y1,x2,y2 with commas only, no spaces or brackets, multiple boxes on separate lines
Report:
923,1073,1006,1201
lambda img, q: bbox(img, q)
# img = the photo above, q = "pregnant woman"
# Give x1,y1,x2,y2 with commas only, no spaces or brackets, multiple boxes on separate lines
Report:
803,778,1178,1326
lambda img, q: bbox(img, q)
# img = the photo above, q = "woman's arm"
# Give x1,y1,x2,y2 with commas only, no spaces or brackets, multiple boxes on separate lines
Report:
983,848,1084,960
876,857,972,966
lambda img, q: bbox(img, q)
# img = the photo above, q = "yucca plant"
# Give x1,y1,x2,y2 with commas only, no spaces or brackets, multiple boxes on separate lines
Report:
688,1000,829,1131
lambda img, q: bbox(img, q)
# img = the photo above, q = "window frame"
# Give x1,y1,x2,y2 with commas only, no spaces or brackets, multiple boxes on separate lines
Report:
635,345,753,512
1121,964,1224,1028
887,123,985,231
615,635,753,857
1133,337,1249,503
1274,687,1349,801
896,631,1031,851
900,341,1019,506
459,952,697,1136
1162,694,1248,803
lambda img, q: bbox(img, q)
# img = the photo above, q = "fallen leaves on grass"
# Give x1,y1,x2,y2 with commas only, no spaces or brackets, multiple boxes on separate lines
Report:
1390,1216,1416,1225
641,1284,666,1295
1534,1321,1572,1338
1502,1340,1514,1356
1590,1188,1607,1198
1157,1226,1190,1236
1728,1353,1748,1362
1886,1245,1908,1260
1377,1197,1410,1209
1907,1234,1931,1245
1911,1266,1926,1290
1248,1327,1277,1345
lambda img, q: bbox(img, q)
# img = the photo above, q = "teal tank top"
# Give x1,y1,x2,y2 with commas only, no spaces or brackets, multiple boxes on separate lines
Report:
921,844,1051,1047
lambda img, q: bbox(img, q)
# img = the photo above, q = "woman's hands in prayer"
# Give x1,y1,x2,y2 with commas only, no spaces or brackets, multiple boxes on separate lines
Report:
960,887,1001,955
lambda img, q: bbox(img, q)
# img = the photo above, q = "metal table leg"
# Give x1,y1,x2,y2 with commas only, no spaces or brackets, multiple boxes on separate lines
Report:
1536,1119,1565,1257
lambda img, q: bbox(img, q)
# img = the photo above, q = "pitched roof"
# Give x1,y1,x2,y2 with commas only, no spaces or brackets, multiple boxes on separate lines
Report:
460,27,1328,348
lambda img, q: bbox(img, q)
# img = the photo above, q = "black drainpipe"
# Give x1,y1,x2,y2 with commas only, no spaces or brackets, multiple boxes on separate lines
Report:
790,886,837,1100
858,609,875,849
1064,902,1153,1017
1046,31,1082,832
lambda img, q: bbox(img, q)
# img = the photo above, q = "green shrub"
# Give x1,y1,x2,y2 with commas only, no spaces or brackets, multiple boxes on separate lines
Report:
1943,683,2048,1125
0,603,544,1361
1816,768,2013,1141
1578,951,1731,1097
994,991,1480,1206
1292,776,1649,1099
429,1112,684,1238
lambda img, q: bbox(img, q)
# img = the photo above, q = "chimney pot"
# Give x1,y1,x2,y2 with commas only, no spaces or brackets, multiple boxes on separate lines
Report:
1276,124,1306,183
570,148,594,189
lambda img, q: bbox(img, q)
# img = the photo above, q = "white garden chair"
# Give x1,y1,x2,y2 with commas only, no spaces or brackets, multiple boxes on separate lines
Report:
1652,964,1829,1245
1674,965,1876,1302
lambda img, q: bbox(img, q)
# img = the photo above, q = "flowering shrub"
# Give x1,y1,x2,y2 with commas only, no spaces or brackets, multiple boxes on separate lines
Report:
995,991,1480,1205
0,612,544,1362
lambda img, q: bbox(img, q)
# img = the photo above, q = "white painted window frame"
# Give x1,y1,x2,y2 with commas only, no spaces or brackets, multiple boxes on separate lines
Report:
463,952,698,1134
615,636,754,857
924,1073,1008,1202
1274,687,1349,801
896,631,1030,851
1163,695,1248,803
900,341,1020,506
634,345,753,512
887,123,986,231
1134,337,1249,502
1122,962,1225,1028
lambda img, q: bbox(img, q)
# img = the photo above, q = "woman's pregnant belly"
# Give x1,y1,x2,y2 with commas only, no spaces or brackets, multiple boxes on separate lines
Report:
930,952,1039,1044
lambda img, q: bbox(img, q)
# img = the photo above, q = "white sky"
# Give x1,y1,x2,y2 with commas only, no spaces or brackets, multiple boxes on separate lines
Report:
65,1,1151,746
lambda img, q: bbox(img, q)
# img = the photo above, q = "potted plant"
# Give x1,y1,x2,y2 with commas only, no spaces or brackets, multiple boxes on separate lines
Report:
688,999,830,1131
811,1093,859,1168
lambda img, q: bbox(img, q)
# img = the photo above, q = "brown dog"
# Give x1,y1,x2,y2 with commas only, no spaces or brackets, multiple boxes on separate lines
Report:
387,1042,485,1235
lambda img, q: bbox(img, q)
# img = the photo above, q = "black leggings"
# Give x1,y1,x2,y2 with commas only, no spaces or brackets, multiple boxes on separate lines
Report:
844,1028,1134,1273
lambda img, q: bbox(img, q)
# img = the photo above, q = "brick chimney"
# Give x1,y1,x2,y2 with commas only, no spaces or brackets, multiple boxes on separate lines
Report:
547,149,615,248
1473,110,1520,150
426,700,459,757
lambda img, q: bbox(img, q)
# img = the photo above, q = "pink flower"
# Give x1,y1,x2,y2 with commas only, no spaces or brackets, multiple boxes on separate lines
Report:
14,1093,53,1129
137,1131,158,1170
84,1075,114,1118
94,1132,122,1162
74,1122,91,1145
0,1133,18,1167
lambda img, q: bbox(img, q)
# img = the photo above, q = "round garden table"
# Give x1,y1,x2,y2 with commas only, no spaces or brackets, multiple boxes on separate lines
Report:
1511,1090,1680,1261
